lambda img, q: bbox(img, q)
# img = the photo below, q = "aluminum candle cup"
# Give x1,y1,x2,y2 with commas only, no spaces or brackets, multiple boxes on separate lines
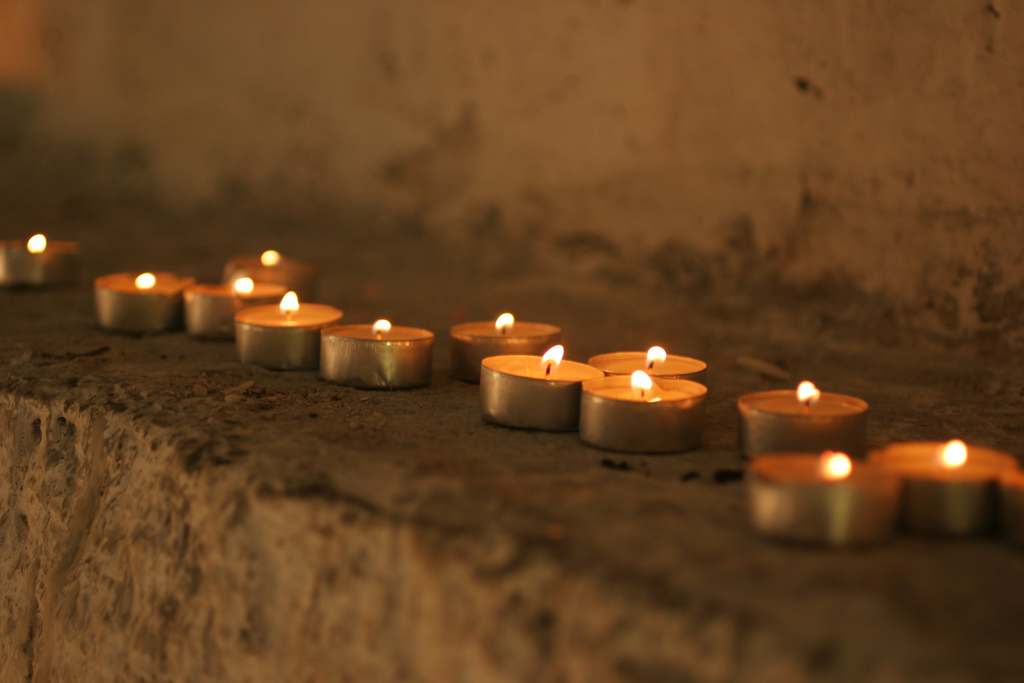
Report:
869,441,1019,536
579,376,707,453
320,323,434,389
235,299,342,370
1000,470,1024,547
223,252,319,302
184,282,287,339
450,320,561,383
738,389,868,459
748,454,902,546
480,355,603,431
95,272,194,334
1,236,79,287
588,351,707,381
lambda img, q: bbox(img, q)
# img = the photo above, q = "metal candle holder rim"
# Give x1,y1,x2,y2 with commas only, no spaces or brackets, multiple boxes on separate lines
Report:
587,351,707,376
750,453,898,486
738,389,869,417
94,272,194,296
226,252,316,270
451,321,561,340
480,355,601,385
187,282,286,297
581,374,708,405
322,324,434,345
868,442,1019,481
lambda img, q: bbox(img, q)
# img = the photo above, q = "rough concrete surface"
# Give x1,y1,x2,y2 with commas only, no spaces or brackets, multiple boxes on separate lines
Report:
2,214,1024,682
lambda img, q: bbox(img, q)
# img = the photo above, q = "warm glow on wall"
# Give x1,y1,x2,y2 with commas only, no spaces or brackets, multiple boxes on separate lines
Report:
0,0,44,82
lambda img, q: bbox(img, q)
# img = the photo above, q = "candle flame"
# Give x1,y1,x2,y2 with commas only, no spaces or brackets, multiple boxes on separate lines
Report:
135,273,157,290
280,291,300,313
233,277,255,295
27,234,47,254
646,346,667,370
938,439,968,470
631,370,654,400
261,250,282,267
496,313,514,335
820,451,852,481
542,345,563,377
796,381,821,407
372,319,391,339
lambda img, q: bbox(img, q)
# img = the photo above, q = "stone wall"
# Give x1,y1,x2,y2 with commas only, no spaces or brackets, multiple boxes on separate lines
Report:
2,0,1023,338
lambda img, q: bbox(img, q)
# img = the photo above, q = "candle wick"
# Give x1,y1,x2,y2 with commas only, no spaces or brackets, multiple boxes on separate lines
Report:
375,331,383,340
545,363,552,378
647,361,654,370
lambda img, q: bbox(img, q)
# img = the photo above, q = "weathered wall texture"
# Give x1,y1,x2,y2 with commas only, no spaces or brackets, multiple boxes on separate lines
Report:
2,1,1023,337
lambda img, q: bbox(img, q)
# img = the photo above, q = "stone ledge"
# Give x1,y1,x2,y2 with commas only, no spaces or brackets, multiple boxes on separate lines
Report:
2,226,1024,681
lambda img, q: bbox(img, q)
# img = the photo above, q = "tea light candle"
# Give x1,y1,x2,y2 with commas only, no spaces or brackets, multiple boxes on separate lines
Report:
588,346,707,381
869,440,1019,535
748,451,902,546
450,313,562,383
480,345,603,431
738,382,869,459
184,278,288,339
1,234,80,287
1000,470,1024,546
579,371,707,453
224,250,319,302
320,319,434,389
234,292,342,370
95,271,195,334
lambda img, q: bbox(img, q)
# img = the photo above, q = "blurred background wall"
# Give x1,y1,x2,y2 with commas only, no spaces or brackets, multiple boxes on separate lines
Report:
1,1,1022,339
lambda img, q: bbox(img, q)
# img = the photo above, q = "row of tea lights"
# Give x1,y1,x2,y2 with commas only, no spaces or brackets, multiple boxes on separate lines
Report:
5,236,1024,548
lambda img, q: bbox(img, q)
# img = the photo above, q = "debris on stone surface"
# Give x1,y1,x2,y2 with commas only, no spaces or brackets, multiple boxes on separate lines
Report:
600,458,632,471
713,468,745,483
734,355,792,381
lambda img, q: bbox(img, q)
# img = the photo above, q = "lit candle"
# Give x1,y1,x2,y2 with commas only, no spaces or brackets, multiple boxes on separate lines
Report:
588,346,707,381
223,249,319,302
480,345,603,431
748,451,903,545
1000,470,1024,546
234,292,342,370
578,371,707,453
320,319,434,389
94,271,195,333
737,381,869,459
450,313,562,383
184,278,288,339
869,440,1019,535
1,233,80,287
